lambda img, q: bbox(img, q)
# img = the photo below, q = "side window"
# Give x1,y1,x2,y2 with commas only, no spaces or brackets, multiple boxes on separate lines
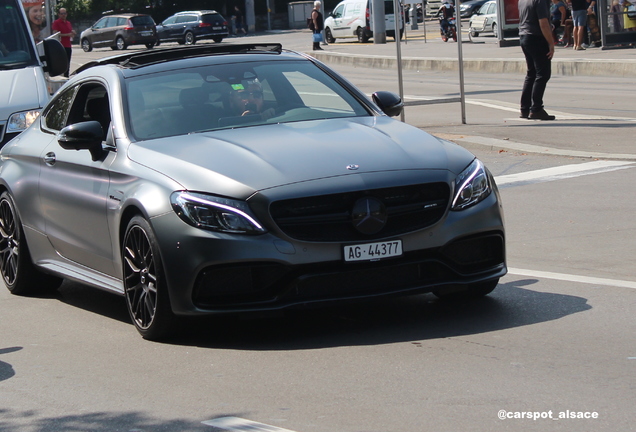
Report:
333,4,344,18
117,17,128,26
282,71,356,112
176,15,195,24
42,83,111,135
43,87,76,131
94,18,107,29
163,16,176,25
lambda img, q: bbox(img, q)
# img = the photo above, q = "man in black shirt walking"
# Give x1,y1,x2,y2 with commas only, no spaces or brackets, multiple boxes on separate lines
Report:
518,0,556,120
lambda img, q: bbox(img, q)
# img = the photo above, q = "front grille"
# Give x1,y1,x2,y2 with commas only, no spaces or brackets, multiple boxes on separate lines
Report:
270,183,450,242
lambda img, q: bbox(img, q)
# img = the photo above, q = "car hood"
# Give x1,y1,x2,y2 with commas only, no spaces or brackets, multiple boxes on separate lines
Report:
0,67,47,120
127,117,474,197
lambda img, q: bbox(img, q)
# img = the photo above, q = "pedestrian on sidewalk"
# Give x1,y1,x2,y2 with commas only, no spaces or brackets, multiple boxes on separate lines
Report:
51,7,75,77
551,0,567,44
586,0,601,47
311,1,325,51
571,0,588,49
518,0,556,120
232,6,247,36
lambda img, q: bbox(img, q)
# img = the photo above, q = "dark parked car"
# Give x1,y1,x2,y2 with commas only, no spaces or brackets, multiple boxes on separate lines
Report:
0,44,506,340
459,0,489,18
156,10,229,45
80,13,157,52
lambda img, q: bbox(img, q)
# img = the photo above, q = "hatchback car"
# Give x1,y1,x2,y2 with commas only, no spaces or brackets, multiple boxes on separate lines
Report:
156,10,229,45
0,44,506,340
80,13,157,52
468,0,498,40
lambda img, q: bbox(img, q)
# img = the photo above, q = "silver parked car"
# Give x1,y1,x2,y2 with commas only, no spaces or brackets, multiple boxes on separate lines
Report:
0,44,506,340
468,0,499,40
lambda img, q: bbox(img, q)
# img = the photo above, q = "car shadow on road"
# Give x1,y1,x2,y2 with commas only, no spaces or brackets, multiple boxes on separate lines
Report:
171,277,591,349
0,347,22,382
44,277,591,348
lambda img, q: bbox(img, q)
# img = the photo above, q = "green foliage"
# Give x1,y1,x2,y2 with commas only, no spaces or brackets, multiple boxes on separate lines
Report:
54,0,90,19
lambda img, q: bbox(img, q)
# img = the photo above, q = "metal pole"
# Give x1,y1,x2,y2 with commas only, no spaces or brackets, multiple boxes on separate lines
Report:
394,0,405,122
455,2,466,124
266,0,271,31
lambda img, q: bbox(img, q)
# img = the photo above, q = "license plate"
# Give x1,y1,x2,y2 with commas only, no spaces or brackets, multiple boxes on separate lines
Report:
344,240,402,262
140,31,152,36
213,26,223,30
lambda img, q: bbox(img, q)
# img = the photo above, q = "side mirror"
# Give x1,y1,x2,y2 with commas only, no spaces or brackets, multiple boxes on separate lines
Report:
57,121,106,161
372,91,403,117
41,38,68,77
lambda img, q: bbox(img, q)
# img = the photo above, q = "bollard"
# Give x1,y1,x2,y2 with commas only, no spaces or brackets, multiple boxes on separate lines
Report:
410,5,418,30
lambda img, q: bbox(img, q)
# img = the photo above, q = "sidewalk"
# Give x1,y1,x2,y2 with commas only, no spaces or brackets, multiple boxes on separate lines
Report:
304,22,636,77
289,26,636,160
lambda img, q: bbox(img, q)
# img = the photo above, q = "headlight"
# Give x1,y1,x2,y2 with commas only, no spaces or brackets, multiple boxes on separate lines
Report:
7,110,41,133
451,159,492,210
171,191,266,235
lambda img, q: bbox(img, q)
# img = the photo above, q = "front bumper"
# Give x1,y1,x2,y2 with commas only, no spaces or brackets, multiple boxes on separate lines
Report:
152,184,506,315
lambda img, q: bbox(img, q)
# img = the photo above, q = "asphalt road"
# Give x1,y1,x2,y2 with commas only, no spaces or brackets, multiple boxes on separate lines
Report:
1,35,635,432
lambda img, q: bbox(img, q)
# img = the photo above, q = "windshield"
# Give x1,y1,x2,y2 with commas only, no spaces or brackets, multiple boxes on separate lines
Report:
126,59,371,141
0,0,39,69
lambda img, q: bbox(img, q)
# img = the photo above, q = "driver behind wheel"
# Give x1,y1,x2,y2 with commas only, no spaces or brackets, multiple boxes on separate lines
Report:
228,79,276,120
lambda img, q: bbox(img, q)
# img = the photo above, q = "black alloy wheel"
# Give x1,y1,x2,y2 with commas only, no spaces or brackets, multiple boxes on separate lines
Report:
123,216,175,340
0,192,62,295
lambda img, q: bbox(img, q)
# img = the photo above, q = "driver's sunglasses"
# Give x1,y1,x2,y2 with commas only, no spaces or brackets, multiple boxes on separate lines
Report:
238,90,263,99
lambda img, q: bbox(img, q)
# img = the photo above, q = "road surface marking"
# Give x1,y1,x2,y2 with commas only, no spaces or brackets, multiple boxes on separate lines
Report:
202,417,297,432
494,160,635,187
508,268,636,290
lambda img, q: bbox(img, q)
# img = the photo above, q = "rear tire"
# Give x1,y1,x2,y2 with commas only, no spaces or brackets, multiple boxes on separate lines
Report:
0,192,63,296
116,36,127,50
452,28,457,42
123,216,175,340
145,41,156,49
357,27,369,43
184,31,195,45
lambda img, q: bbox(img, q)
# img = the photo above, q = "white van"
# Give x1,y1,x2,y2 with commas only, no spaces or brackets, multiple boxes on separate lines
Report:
0,0,67,147
324,0,403,43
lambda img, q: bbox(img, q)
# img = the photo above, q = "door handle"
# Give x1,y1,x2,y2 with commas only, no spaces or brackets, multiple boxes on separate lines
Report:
44,152,56,166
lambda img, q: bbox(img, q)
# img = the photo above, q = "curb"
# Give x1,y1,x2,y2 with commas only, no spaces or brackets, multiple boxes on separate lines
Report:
307,51,636,77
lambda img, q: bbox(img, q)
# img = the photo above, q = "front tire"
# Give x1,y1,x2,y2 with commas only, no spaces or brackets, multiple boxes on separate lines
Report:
81,38,92,52
145,41,156,49
325,27,335,43
0,192,63,295
212,36,223,43
116,36,127,50
493,23,499,38
123,216,175,340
